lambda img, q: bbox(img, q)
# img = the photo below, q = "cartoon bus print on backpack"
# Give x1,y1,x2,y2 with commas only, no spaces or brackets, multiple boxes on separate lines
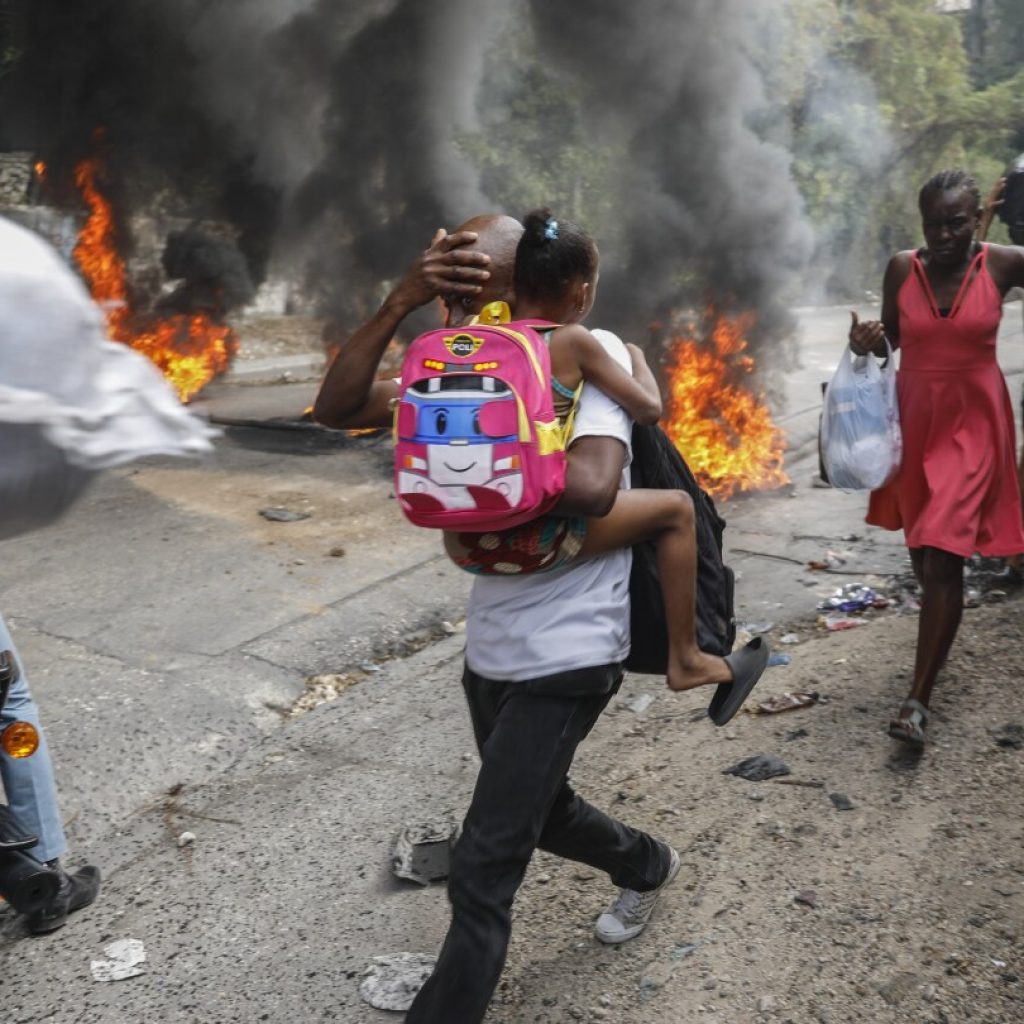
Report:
396,372,525,513
394,316,568,531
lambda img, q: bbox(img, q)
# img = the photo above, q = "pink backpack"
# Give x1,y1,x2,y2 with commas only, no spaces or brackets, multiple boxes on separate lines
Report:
394,303,570,530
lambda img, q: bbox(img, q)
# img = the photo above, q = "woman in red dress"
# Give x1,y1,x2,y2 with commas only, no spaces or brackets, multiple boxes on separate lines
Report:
850,169,1024,745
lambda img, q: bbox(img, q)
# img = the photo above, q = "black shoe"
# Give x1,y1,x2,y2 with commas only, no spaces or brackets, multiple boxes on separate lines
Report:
27,861,101,934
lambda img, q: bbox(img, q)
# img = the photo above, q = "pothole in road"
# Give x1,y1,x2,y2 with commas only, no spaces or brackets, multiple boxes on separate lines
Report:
279,618,466,719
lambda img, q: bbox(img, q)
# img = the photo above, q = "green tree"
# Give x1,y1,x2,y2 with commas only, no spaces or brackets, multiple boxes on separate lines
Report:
455,28,621,247
787,0,1024,294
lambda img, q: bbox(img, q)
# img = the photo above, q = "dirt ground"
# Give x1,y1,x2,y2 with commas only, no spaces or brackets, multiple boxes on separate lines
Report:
475,598,1024,1024
229,314,324,361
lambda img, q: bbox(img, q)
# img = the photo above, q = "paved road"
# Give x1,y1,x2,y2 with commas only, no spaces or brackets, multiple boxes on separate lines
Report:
1,303,1021,1017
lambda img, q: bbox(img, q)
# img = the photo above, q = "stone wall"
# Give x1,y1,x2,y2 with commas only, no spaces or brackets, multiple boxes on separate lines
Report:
0,151,33,206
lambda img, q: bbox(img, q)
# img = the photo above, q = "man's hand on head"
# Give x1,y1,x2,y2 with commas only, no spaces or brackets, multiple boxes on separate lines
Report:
386,229,492,316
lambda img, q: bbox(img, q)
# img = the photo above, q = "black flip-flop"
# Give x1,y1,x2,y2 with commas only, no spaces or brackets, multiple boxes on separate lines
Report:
707,637,770,726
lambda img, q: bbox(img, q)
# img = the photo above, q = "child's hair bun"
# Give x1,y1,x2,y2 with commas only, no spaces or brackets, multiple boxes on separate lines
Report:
514,206,597,304
521,207,557,248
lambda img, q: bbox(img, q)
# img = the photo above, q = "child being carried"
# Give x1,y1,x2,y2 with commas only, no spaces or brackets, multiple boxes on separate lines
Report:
445,207,765,699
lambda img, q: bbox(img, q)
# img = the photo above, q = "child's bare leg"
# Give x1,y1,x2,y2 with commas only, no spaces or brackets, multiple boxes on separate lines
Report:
578,489,732,691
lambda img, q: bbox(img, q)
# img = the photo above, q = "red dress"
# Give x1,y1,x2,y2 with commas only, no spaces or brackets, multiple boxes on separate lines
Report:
867,244,1024,556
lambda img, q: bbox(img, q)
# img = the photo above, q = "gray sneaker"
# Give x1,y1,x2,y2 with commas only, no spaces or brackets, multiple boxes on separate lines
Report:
594,846,680,944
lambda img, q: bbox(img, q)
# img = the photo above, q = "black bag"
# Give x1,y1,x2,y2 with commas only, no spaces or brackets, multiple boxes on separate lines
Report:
624,424,736,674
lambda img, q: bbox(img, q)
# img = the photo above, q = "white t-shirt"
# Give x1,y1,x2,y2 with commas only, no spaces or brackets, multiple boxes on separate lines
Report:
464,328,633,681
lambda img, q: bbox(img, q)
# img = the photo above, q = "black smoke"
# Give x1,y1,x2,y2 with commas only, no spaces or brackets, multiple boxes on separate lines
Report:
0,0,813,361
156,226,255,320
0,0,282,287
528,0,812,357
285,0,501,323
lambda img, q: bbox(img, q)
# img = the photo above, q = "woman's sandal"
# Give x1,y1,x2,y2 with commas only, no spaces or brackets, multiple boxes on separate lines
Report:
887,698,929,746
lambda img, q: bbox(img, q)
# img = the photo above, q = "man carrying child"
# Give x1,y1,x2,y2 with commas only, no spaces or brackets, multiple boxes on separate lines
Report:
315,215,681,1023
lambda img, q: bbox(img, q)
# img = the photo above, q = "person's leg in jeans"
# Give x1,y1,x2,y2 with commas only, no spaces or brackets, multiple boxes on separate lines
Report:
406,664,670,1024
0,613,101,932
0,614,67,862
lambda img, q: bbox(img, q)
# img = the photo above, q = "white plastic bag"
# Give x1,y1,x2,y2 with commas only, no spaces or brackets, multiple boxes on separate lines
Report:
821,342,902,491
0,216,216,541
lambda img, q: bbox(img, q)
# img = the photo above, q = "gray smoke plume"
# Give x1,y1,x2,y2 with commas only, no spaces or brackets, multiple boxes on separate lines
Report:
1,0,843,363
145,0,506,324
0,0,506,326
286,0,504,322
784,53,894,303
527,0,814,359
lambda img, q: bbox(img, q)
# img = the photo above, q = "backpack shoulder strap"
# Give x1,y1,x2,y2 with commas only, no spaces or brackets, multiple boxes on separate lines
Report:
513,318,561,333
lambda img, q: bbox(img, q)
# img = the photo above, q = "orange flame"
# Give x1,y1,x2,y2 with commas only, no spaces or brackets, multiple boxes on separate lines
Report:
71,156,237,402
661,307,789,500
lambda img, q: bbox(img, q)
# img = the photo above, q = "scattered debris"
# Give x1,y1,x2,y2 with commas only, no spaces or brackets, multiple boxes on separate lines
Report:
767,653,792,668
794,890,817,909
723,754,791,782
742,621,775,635
292,672,360,717
90,938,147,982
956,557,1023,607
880,571,922,611
776,778,825,789
785,728,809,742
359,953,436,1011
392,822,460,885
808,550,847,571
992,724,1024,750
818,583,888,613
639,958,679,1001
624,694,656,714
258,506,311,522
671,942,699,960
753,692,819,715
829,792,855,811
820,614,868,631
779,633,800,645
177,831,196,848
328,546,346,558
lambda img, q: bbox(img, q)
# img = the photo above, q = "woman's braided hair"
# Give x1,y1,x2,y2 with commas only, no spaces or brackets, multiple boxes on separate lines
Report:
918,169,981,213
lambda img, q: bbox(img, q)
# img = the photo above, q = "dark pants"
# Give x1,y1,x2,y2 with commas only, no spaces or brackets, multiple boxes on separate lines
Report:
405,662,671,1024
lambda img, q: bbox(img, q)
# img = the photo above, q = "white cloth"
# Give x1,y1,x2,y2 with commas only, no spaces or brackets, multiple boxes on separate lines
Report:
464,329,633,681
0,216,215,540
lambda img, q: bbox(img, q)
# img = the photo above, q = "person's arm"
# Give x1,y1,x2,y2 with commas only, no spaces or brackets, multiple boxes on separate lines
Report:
563,325,662,425
978,177,1005,242
553,328,635,517
849,253,909,356
312,229,491,429
554,435,626,517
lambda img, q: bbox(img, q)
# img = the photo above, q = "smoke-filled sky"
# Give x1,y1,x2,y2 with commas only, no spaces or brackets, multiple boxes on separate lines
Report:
0,0,861,355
